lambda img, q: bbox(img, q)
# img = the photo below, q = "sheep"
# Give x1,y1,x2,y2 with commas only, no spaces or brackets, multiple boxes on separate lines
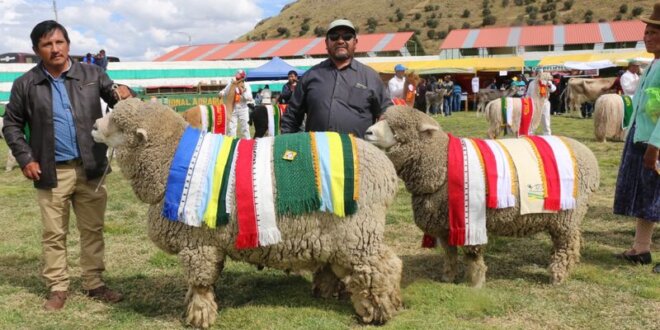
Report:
593,93,630,142
365,105,600,287
484,72,553,138
91,98,403,328
0,117,18,172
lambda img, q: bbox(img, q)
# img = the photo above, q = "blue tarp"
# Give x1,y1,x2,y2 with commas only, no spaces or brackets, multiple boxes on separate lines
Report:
246,57,305,81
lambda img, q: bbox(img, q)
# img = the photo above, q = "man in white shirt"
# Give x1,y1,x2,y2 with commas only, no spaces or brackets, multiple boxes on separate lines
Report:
388,64,406,99
218,69,254,138
620,61,641,96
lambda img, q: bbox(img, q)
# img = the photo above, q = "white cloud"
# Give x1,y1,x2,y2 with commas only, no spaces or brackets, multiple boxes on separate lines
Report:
0,0,291,61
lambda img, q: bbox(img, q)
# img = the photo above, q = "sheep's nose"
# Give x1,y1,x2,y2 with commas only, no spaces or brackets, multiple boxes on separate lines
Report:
92,122,98,131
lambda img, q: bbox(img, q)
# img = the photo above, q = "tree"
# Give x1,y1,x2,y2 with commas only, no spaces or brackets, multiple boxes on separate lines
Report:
367,17,378,33
313,26,326,37
462,22,471,29
427,29,436,39
632,7,643,16
563,0,574,10
414,13,422,20
462,9,471,18
483,15,497,26
502,0,509,6
619,4,628,14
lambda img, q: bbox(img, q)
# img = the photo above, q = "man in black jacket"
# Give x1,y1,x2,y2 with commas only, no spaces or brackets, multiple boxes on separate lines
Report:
2,20,132,311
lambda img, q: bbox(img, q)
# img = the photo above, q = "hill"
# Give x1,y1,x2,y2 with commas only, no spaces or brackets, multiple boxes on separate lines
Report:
239,0,655,56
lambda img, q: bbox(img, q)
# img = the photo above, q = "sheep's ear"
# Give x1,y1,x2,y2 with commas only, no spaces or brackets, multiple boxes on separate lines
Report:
136,128,148,143
418,123,439,138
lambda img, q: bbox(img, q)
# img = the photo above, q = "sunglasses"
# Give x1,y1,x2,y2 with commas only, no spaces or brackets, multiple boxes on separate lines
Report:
327,32,355,42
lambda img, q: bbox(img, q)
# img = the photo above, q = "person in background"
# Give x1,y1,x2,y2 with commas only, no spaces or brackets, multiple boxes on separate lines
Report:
278,70,298,105
388,64,406,99
511,75,526,97
2,20,132,311
95,49,108,72
621,60,642,97
218,69,254,138
414,78,427,112
280,19,391,138
613,4,660,274
451,82,462,112
82,53,94,64
487,78,498,90
439,75,454,116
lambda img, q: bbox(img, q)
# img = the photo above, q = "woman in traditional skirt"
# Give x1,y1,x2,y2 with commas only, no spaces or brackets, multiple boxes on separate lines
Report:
613,5,660,273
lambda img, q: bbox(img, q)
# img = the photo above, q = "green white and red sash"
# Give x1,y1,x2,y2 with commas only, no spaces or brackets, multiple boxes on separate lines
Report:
518,97,534,136
446,134,576,246
392,98,407,105
198,104,227,134
162,130,359,250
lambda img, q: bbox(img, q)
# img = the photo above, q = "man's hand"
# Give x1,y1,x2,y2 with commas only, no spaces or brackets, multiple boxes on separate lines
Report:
22,161,41,181
113,85,132,101
643,144,660,173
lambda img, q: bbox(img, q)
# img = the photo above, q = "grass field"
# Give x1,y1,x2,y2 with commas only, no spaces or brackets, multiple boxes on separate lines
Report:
0,112,658,329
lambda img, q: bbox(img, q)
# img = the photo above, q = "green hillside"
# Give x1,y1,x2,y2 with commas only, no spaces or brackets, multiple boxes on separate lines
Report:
239,0,655,55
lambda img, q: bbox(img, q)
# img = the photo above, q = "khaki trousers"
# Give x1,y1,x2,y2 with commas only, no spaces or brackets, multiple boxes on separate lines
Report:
36,161,107,292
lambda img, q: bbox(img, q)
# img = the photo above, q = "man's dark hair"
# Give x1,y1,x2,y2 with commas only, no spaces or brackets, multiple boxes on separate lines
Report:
30,20,70,49
287,70,298,77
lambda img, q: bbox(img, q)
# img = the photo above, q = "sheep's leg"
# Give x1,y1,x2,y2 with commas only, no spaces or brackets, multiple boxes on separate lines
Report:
438,237,459,283
180,246,224,329
463,246,487,288
341,247,402,325
5,151,16,172
548,225,581,285
312,264,348,300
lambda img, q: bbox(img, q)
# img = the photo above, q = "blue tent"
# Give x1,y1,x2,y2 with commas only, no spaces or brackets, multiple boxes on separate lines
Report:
246,57,305,81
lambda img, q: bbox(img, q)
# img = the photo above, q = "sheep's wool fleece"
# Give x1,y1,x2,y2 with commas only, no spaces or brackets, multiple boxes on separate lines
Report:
162,127,359,249
446,134,577,246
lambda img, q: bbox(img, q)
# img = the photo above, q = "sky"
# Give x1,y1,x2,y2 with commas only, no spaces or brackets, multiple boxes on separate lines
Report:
0,0,294,61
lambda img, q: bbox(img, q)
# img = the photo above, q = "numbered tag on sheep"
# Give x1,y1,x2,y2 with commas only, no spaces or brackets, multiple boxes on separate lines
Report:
91,98,403,328
366,105,600,287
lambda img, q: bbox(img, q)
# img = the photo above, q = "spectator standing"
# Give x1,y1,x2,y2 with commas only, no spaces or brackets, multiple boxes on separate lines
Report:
280,19,391,138
621,61,642,97
2,20,131,311
82,53,94,64
439,75,454,116
388,64,406,99
95,49,108,71
278,70,298,105
218,70,254,138
451,82,462,112
613,4,660,273
414,78,427,112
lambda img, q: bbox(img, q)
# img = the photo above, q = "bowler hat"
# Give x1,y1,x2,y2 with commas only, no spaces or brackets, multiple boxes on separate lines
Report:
641,3,660,25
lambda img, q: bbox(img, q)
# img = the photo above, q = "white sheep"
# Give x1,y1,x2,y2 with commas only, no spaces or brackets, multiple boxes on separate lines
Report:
593,93,630,142
484,72,553,138
91,99,403,328
365,105,600,287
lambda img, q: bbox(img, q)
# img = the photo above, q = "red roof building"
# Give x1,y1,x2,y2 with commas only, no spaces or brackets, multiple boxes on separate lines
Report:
440,20,644,58
155,32,415,61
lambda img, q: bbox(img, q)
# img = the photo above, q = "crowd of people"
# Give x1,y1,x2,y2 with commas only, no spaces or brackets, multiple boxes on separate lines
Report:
0,7,658,314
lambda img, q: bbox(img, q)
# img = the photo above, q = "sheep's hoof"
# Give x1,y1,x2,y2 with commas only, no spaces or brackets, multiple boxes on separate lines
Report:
184,286,218,329
352,289,402,325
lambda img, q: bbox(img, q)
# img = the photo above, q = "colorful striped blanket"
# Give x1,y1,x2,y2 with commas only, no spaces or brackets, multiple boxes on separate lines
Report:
446,135,577,246
162,128,360,250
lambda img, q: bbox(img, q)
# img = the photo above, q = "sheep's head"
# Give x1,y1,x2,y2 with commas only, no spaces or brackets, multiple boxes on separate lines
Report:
366,105,448,194
92,98,186,204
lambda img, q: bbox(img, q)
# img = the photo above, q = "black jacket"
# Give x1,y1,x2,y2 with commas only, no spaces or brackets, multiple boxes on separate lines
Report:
2,59,119,189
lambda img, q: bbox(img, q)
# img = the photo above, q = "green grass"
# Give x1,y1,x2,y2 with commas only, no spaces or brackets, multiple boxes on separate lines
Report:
0,111,658,329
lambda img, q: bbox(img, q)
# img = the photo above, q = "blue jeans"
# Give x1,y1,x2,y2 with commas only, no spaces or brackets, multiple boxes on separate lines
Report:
452,93,461,111
443,97,452,116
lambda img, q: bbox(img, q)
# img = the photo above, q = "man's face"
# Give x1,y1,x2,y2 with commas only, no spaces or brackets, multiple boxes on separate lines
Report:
644,24,660,55
395,70,405,78
629,64,640,74
33,28,69,68
325,27,357,61
288,73,298,84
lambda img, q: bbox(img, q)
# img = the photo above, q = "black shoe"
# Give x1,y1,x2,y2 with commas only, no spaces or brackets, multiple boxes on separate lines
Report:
653,263,660,273
615,250,652,265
